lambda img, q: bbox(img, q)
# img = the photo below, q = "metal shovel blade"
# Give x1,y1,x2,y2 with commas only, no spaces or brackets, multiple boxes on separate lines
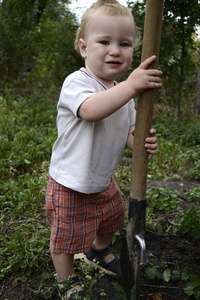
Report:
120,198,148,300
127,198,148,265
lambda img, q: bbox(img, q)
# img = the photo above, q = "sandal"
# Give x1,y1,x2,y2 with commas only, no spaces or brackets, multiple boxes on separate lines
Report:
84,245,120,276
57,275,86,300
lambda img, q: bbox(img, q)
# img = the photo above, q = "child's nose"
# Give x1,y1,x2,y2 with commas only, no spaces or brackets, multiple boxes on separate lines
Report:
109,45,121,56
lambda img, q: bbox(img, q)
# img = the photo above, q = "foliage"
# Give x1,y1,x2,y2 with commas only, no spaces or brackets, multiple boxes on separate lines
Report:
0,0,199,119
114,164,131,195
129,0,200,121
0,93,57,180
184,273,200,299
0,222,50,279
145,262,174,282
0,92,56,282
146,187,182,212
0,0,83,92
187,188,200,202
144,265,200,299
178,207,200,239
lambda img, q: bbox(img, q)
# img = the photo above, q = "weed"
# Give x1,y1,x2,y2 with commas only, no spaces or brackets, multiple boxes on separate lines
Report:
144,263,200,299
144,262,174,282
33,272,56,299
0,221,50,279
178,207,200,239
146,187,182,212
114,165,131,195
112,281,127,299
186,187,200,202
184,274,200,299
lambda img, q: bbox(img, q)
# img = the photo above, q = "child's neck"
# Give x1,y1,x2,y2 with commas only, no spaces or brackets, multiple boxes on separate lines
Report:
84,67,115,89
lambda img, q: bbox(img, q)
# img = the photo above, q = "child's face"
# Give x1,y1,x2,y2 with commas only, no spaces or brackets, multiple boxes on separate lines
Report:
79,13,135,88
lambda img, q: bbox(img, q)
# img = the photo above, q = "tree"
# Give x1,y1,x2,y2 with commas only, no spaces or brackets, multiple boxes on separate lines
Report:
128,0,200,121
163,0,200,121
194,44,200,114
0,0,83,92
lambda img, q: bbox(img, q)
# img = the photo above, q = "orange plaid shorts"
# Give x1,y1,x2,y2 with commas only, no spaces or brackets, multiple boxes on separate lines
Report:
46,174,125,254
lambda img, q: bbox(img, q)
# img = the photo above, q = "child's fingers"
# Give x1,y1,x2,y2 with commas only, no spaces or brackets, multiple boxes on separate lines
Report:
147,148,158,154
140,55,157,69
140,56,162,76
145,137,157,145
149,128,157,136
145,140,158,154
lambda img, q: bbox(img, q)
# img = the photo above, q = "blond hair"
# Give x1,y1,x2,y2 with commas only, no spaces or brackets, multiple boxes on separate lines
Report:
74,0,140,53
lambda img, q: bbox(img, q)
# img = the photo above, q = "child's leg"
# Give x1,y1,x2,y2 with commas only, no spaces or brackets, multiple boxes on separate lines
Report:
93,232,115,263
93,232,113,249
85,177,125,275
51,252,84,297
51,252,74,279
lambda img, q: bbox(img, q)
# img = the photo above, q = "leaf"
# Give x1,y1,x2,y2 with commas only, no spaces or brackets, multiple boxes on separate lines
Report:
146,266,163,280
146,266,157,279
163,268,171,282
12,276,27,287
181,269,189,281
171,270,181,281
24,159,31,164
184,282,196,296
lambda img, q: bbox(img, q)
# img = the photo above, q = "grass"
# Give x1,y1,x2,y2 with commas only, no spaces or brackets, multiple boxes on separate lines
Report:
0,92,200,299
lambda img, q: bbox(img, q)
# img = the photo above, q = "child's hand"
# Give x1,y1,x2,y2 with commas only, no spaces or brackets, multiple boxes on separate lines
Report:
145,128,158,154
126,55,162,95
127,128,158,154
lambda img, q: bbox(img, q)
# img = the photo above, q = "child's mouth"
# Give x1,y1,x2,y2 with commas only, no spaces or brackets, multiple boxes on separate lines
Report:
107,61,121,66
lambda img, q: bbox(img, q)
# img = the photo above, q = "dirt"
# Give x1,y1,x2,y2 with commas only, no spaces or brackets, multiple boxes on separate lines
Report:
0,179,200,300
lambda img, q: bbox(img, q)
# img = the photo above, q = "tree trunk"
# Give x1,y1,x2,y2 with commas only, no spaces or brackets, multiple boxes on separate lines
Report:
194,45,200,114
178,38,185,123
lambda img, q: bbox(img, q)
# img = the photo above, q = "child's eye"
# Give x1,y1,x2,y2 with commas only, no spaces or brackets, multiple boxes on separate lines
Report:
120,42,129,47
100,41,109,45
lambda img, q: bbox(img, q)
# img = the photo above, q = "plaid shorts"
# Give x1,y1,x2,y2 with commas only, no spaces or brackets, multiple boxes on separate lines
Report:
46,174,125,254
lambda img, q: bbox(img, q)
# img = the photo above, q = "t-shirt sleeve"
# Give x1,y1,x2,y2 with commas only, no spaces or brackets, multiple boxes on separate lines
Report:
128,99,136,133
58,73,97,117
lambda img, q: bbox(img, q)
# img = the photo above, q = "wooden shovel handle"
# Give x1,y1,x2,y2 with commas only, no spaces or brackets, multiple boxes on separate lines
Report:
130,0,164,200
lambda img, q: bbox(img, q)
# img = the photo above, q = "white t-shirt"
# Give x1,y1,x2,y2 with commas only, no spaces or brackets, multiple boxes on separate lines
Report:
49,68,136,193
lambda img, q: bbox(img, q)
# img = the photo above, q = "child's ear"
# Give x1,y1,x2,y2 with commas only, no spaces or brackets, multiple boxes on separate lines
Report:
79,38,87,59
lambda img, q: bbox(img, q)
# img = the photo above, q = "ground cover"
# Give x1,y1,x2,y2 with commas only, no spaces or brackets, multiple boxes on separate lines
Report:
0,94,199,299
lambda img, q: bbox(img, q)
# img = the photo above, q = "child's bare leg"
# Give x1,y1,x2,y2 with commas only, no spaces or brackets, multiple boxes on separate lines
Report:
51,252,83,297
51,253,74,279
93,232,115,263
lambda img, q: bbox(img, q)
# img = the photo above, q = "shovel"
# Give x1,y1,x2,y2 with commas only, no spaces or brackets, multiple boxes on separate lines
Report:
120,1,164,299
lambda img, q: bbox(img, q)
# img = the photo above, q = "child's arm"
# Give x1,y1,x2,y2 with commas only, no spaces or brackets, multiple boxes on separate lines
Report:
78,55,162,122
127,128,158,154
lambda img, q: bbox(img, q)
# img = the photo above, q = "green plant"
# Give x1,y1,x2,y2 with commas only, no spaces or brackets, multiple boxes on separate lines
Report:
0,222,50,279
112,281,127,299
33,272,56,299
147,135,188,180
145,264,200,299
187,188,200,202
178,207,200,239
145,262,175,282
184,274,200,299
179,122,200,146
185,159,200,180
73,257,106,299
114,165,131,195
146,186,182,212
